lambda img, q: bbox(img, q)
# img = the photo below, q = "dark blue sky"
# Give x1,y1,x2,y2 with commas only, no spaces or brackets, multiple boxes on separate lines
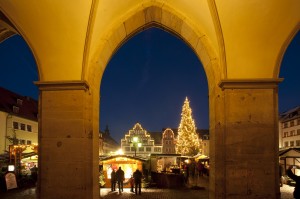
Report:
0,28,299,143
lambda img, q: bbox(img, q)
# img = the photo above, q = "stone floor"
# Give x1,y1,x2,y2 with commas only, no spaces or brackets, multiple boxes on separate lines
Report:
0,175,295,199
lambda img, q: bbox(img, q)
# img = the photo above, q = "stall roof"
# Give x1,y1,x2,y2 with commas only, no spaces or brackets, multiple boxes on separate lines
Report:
279,148,300,157
99,155,147,162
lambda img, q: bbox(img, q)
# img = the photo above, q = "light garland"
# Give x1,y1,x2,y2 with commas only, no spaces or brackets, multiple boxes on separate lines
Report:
176,97,200,156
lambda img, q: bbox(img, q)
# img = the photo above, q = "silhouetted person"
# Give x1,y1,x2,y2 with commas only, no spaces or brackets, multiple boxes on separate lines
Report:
287,165,300,199
133,169,142,195
110,169,116,191
30,165,38,183
116,167,124,193
129,175,134,192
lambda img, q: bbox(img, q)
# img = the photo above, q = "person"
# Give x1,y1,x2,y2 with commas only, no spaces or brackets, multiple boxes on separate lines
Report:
110,169,116,191
30,165,38,183
133,169,142,195
279,164,283,187
129,174,134,192
116,167,125,193
287,165,300,198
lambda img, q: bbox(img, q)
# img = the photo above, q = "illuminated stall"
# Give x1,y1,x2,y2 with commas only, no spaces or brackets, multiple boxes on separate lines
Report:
99,155,146,188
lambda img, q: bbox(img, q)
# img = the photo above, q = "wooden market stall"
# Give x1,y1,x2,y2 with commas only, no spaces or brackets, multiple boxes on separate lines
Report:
99,155,146,188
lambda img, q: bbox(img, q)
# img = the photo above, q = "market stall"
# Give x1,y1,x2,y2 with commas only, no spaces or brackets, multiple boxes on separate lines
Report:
99,155,146,188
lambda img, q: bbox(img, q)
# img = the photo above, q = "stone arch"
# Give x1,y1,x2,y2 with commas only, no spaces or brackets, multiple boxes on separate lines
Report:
86,5,221,96
273,26,300,78
0,10,40,81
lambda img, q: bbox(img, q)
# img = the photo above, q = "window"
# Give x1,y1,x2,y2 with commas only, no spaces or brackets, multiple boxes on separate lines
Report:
282,132,286,137
131,147,135,151
284,122,288,128
290,141,294,147
21,123,25,130
154,147,161,152
13,106,19,113
139,147,144,152
298,129,300,135
13,122,19,129
284,132,288,137
27,125,32,132
146,147,151,152
291,120,295,127
20,139,26,145
298,119,300,125
284,141,288,147
296,140,300,146
125,147,130,151
17,99,23,106
27,140,32,145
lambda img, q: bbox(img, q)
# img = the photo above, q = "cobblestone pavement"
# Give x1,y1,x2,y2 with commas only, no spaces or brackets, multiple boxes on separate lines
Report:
0,177,295,199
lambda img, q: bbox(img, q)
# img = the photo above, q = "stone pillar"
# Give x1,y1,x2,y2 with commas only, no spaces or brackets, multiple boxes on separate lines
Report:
35,81,99,199
209,79,282,199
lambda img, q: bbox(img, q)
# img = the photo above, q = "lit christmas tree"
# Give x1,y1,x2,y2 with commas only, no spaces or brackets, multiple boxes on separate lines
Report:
176,97,200,156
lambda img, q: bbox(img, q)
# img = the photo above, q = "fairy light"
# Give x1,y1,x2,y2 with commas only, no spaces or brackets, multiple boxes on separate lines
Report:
176,97,200,156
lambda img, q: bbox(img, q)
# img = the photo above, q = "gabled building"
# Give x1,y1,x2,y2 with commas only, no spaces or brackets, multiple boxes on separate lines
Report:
161,128,210,156
279,106,300,149
121,123,162,158
0,87,38,155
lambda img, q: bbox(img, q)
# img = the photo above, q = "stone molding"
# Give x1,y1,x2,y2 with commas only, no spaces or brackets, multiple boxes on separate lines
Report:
218,78,284,90
34,80,90,91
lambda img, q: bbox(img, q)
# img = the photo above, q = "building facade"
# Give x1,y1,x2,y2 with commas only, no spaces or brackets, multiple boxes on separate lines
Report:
279,106,300,149
121,123,162,158
99,125,119,155
162,128,176,154
0,87,38,156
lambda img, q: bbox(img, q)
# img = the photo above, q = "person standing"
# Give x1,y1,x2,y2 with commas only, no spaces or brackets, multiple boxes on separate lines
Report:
287,165,300,199
133,169,142,195
116,167,125,193
129,174,134,192
110,169,116,191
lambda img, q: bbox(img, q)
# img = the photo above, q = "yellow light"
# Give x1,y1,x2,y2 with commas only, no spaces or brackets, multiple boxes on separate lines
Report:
116,149,124,155
133,137,138,143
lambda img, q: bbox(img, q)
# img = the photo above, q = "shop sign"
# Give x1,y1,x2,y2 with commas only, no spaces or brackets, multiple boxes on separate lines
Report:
5,172,18,190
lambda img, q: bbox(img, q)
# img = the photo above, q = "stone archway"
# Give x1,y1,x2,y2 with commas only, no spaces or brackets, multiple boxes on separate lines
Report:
0,1,299,198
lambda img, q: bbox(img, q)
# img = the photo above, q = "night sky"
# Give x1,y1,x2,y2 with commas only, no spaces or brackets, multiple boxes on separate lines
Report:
0,28,299,143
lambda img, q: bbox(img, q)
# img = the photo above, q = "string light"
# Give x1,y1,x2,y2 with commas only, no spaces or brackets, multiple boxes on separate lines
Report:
176,97,200,156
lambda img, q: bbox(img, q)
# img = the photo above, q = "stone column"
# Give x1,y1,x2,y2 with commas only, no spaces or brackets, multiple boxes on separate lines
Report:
209,79,282,199
35,81,99,199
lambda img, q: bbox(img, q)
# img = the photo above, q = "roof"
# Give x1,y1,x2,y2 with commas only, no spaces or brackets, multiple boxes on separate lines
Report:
100,131,119,146
279,147,300,156
149,131,162,145
99,154,147,162
0,87,38,121
279,106,300,122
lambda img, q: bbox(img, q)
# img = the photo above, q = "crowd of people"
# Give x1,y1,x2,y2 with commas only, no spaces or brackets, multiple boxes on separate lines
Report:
110,166,143,195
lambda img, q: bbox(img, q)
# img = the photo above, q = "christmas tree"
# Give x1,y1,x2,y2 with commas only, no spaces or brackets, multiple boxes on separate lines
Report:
176,97,200,156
